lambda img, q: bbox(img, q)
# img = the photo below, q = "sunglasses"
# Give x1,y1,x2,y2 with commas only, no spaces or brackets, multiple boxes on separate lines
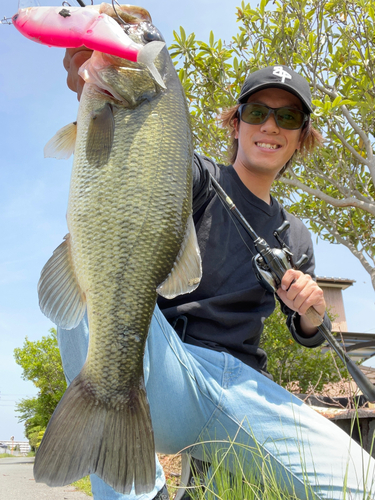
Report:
238,103,309,130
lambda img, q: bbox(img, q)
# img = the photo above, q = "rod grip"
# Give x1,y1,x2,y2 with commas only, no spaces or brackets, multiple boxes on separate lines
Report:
304,306,324,327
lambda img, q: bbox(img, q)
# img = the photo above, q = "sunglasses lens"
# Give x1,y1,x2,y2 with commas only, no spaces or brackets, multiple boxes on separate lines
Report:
275,108,305,129
240,104,306,130
241,104,269,125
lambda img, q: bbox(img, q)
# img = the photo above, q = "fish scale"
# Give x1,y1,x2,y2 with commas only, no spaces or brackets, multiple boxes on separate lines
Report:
35,7,201,495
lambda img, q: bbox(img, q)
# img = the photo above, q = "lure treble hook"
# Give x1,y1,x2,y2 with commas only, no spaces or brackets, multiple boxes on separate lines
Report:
112,0,131,31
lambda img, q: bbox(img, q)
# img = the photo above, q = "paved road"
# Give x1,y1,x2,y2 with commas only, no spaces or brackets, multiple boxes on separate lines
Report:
0,457,91,499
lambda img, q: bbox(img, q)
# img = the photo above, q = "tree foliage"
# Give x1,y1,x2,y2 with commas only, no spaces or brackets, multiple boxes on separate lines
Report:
13,329,66,447
261,302,347,392
170,0,375,289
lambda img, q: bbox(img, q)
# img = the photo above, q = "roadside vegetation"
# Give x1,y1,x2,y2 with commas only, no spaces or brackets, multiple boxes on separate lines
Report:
262,302,347,392
13,328,66,453
72,476,93,497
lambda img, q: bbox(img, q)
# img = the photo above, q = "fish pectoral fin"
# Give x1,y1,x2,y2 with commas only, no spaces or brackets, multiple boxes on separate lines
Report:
38,234,86,329
86,102,115,167
44,122,77,160
157,214,202,299
34,372,156,495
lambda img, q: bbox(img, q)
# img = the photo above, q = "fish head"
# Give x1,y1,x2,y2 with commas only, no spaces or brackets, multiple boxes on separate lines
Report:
98,3,152,25
79,14,168,106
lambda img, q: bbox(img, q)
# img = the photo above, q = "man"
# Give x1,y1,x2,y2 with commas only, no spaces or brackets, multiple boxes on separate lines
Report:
60,52,375,500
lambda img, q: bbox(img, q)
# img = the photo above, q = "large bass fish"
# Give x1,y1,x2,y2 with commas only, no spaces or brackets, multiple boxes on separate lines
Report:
33,4,201,495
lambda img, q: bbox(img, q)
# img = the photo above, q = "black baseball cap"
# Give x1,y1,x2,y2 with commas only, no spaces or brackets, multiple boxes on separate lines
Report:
238,65,312,113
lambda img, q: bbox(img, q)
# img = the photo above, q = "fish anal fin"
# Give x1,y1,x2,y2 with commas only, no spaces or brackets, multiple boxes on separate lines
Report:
86,102,115,167
44,122,77,160
34,372,156,495
157,215,202,299
38,234,86,329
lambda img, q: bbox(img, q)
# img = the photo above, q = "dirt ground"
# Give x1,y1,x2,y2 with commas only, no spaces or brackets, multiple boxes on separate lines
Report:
158,453,183,497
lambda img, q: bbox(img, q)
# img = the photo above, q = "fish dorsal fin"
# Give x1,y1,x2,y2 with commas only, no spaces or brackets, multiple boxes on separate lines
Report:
44,122,77,160
38,234,86,329
86,102,115,168
157,215,202,299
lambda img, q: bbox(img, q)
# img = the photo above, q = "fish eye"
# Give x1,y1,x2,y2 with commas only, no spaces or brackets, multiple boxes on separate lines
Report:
142,24,164,43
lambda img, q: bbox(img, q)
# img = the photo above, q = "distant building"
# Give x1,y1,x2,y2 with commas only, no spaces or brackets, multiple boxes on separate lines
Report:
317,277,375,363
0,440,30,454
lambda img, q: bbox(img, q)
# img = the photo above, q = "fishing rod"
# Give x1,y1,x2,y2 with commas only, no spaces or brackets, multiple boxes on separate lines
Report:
210,173,375,402
76,0,86,6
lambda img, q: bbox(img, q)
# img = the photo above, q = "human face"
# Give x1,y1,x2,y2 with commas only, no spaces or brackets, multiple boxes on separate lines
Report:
233,88,304,178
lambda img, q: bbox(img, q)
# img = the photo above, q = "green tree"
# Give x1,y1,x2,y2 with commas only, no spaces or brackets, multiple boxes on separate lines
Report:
14,329,66,447
170,0,375,289
261,302,347,392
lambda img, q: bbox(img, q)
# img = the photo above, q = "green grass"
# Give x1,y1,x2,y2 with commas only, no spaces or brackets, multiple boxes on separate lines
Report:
66,424,375,500
44,406,375,500
180,431,375,500
72,476,93,496
0,453,13,458
181,440,306,500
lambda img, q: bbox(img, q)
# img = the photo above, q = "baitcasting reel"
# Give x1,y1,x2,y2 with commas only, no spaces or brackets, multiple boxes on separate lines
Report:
252,220,309,293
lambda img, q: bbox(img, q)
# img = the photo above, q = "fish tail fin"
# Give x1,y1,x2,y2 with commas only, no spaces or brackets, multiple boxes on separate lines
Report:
34,371,156,495
137,41,166,89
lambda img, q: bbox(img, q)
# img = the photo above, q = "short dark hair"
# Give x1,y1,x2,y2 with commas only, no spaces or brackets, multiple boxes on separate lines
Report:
220,103,323,178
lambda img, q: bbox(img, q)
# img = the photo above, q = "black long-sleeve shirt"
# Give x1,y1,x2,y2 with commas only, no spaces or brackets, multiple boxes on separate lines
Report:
157,154,329,377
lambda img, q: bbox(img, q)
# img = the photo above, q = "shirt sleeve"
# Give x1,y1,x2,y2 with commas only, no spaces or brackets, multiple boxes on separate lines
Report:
287,310,331,348
192,153,217,214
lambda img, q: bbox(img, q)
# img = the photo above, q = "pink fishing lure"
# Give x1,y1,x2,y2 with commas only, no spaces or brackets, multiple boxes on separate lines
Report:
12,5,166,87
13,6,142,60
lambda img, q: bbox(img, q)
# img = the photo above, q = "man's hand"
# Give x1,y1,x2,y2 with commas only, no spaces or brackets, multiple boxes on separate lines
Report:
63,48,93,100
276,269,326,336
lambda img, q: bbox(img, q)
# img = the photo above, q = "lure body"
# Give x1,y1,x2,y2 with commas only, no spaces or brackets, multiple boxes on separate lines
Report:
12,5,166,87
14,6,143,62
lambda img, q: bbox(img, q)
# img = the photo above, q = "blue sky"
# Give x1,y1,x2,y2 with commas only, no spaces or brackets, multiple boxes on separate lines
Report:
1,0,374,441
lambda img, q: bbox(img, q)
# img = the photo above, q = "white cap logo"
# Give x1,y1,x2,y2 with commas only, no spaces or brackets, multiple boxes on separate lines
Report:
273,66,292,83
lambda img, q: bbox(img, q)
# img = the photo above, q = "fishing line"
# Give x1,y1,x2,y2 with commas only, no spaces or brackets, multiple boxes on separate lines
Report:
212,180,256,257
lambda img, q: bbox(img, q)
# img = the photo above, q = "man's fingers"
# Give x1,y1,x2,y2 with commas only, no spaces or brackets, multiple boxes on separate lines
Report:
280,269,303,292
278,269,326,317
291,285,324,316
63,48,93,99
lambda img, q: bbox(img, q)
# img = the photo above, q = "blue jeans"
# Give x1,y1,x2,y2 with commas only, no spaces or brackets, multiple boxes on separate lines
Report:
57,305,375,500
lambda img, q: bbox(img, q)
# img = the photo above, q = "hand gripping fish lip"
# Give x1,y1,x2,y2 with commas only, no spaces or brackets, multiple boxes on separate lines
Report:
12,5,166,87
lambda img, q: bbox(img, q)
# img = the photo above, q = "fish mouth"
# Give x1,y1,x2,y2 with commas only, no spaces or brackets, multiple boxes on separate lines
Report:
101,88,117,100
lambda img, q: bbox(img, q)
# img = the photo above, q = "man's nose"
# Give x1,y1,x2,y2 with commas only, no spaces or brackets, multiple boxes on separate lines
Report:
260,111,279,133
